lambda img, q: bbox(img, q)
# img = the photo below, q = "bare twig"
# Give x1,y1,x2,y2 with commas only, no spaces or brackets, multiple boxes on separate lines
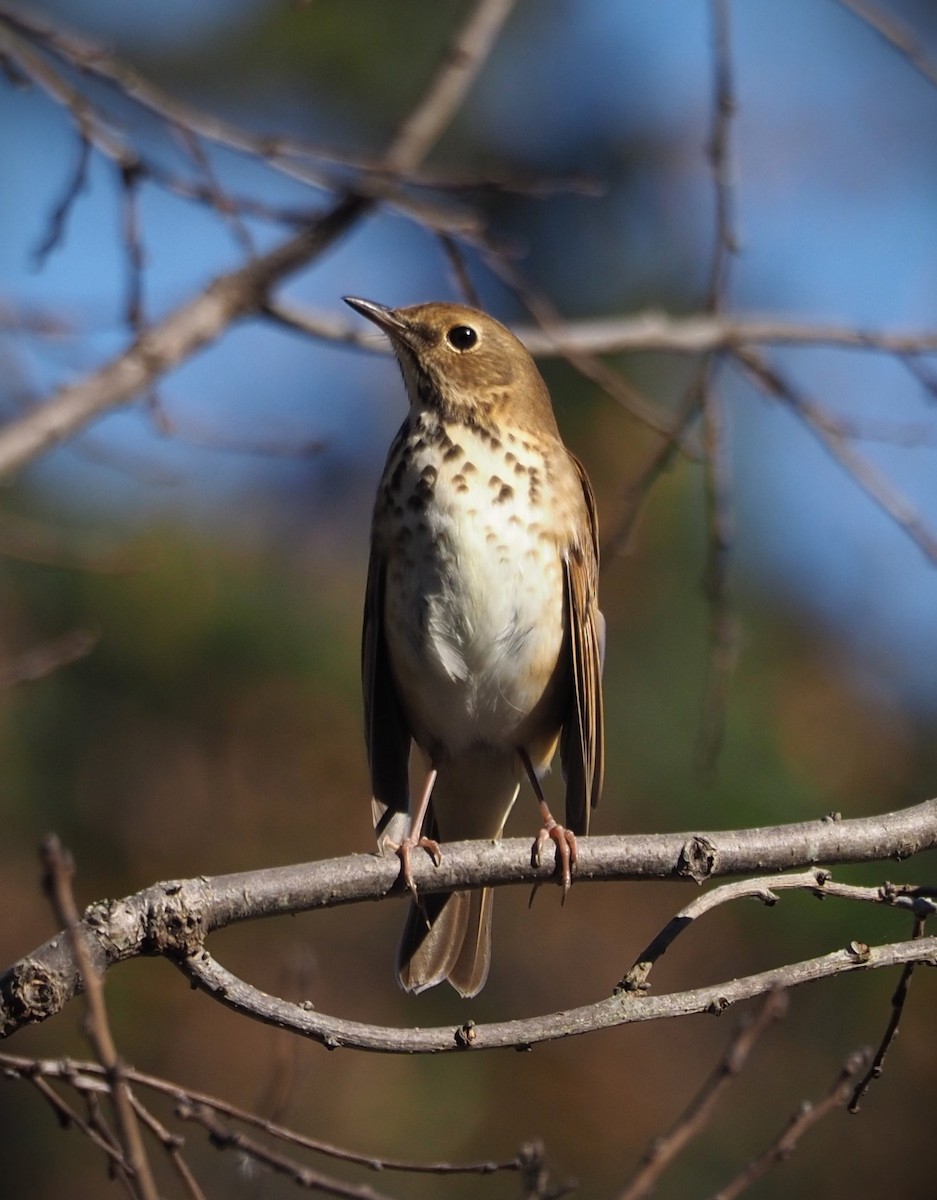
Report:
600,378,705,562
1,1051,522,1179
0,193,369,480
248,302,937,360
515,314,935,355
178,1103,399,1199
513,314,937,358
119,163,146,332
67,428,181,486
0,2,331,165
0,0,519,480
438,233,482,307
619,870,934,992
175,932,937,1055
40,837,159,1200
705,0,739,309
698,357,737,773
261,300,384,352
836,0,937,90
33,132,91,264
901,350,937,404
26,1073,125,1165
708,1048,872,1200
380,0,519,176
849,910,929,1111
734,347,937,566
0,1,551,201
516,1140,575,1200
171,122,255,256
697,0,740,771
616,990,788,1200
0,19,135,168
129,1095,208,1200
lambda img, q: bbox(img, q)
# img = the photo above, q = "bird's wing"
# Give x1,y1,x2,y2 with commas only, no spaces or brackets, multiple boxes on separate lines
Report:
560,452,605,835
362,545,411,847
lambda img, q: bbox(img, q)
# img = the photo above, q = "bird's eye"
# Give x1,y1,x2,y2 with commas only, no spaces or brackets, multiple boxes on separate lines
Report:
446,325,478,351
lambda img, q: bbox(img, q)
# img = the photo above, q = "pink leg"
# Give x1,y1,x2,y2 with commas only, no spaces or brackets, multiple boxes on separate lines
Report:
388,767,441,900
518,749,577,895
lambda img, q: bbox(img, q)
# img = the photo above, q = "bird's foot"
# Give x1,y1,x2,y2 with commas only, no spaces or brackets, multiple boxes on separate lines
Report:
391,834,442,901
532,818,578,897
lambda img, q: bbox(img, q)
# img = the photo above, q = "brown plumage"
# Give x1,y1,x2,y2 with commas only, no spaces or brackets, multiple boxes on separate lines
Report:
347,296,604,997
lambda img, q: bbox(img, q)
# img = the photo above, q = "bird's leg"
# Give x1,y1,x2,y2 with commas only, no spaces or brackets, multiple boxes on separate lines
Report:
388,767,442,901
519,748,577,896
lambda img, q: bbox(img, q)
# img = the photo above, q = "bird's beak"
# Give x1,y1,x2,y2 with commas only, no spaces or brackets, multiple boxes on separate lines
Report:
343,296,410,339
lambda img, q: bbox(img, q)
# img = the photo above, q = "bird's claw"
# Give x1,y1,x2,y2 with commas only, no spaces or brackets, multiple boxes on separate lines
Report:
532,819,578,897
393,835,442,900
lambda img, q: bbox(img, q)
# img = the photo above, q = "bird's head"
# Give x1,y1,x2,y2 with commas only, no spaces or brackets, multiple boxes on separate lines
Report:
343,297,559,436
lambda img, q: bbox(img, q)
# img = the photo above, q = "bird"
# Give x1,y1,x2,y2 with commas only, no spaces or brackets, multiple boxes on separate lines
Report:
345,295,604,998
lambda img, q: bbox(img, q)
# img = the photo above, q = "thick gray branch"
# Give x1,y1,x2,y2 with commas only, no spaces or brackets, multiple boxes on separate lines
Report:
2,798,934,1042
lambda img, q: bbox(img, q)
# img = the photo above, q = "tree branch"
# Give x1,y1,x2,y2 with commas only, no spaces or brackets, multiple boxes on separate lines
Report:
0,0,516,482
697,0,740,770
616,990,788,1200
0,1049,526,1176
848,908,929,1112
734,347,937,567
0,193,369,480
177,1103,400,1200
41,836,160,1200
380,0,519,176
708,1047,872,1200
621,870,934,990
264,300,937,361
0,1048,541,1194
2,799,935,1045
835,0,937,91
175,931,937,1055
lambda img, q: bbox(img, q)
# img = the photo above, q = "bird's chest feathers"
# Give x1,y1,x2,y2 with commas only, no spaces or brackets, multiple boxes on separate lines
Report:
381,422,566,737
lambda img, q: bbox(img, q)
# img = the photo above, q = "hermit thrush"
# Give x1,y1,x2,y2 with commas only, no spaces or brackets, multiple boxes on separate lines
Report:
345,296,605,998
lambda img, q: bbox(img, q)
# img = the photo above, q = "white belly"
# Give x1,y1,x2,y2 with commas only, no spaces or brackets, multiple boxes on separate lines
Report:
384,431,566,756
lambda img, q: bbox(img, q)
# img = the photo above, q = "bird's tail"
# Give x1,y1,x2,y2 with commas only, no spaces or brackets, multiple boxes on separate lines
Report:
397,886,494,997
396,756,519,997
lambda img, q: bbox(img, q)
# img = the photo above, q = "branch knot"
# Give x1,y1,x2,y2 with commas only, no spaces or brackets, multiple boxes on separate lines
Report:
0,958,69,1035
144,883,207,957
677,835,719,883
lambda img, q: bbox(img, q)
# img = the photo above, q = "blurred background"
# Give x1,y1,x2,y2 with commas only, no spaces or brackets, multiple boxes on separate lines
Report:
2,0,936,1196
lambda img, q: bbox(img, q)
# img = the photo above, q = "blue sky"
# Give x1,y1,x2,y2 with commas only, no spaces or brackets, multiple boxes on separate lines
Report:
3,0,937,708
